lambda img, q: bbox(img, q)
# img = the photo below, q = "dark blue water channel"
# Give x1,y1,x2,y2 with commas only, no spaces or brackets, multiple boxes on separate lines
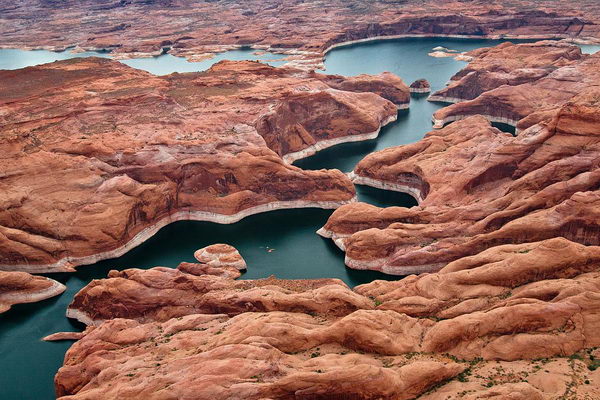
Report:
2,38,594,399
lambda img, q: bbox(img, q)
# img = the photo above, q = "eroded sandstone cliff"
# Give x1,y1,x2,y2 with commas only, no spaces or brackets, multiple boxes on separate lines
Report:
321,42,600,275
431,42,600,130
0,58,405,272
428,41,584,104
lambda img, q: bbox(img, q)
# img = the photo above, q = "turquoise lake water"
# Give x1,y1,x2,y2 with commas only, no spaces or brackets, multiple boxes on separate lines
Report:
0,38,593,399
0,48,286,74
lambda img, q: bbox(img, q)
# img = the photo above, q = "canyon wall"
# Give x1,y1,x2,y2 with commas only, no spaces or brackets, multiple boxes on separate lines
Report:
321,41,600,275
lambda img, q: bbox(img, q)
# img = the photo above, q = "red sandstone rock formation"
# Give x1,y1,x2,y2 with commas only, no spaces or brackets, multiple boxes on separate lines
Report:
0,271,65,313
410,79,431,93
55,314,465,399
55,237,600,399
431,43,600,130
1,1,600,69
193,244,247,270
429,41,584,104
317,72,411,108
43,331,87,342
0,58,404,273
321,105,600,274
66,266,371,325
319,42,600,275
176,262,242,280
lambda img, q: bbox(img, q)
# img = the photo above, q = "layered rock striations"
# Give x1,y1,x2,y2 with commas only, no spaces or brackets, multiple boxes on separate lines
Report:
431,42,600,130
55,238,600,399
321,41,600,275
428,41,584,104
0,271,65,313
317,72,411,108
0,58,404,273
1,1,600,69
321,112,600,274
193,244,247,270
66,265,371,325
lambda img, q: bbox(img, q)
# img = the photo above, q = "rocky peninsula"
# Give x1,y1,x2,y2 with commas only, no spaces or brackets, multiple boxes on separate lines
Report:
0,58,407,273
0,271,65,313
428,41,584,105
430,41,598,131
321,41,600,275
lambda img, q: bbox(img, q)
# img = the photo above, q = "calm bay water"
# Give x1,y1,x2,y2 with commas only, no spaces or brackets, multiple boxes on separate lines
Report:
0,38,569,399
0,48,286,73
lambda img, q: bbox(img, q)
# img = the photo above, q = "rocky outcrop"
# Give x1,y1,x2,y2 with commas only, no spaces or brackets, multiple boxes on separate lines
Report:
317,72,411,108
410,79,430,93
193,244,247,270
431,43,599,130
255,86,398,163
66,264,372,326
321,112,600,273
321,42,600,275
55,237,600,399
428,41,584,104
357,238,600,360
0,271,65,313
43,331,87,342
55,314,465,400
0,58,405,273
1,1,600,69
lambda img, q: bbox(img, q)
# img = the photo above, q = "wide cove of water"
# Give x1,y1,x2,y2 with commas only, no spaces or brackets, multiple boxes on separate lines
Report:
0,37,557,399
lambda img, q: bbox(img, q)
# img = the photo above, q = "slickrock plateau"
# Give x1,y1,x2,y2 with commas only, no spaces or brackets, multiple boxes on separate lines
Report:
321,40,600,275
2,1,600,69
0,271,65,313
65,264,370,325
55,237,600,399
0,57,405,273
431,41,599,130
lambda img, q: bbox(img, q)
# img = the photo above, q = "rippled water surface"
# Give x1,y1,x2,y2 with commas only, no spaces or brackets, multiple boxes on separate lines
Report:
0,37,563,398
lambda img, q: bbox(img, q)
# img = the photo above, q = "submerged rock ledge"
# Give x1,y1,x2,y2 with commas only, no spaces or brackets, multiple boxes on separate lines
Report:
0,58,407,272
